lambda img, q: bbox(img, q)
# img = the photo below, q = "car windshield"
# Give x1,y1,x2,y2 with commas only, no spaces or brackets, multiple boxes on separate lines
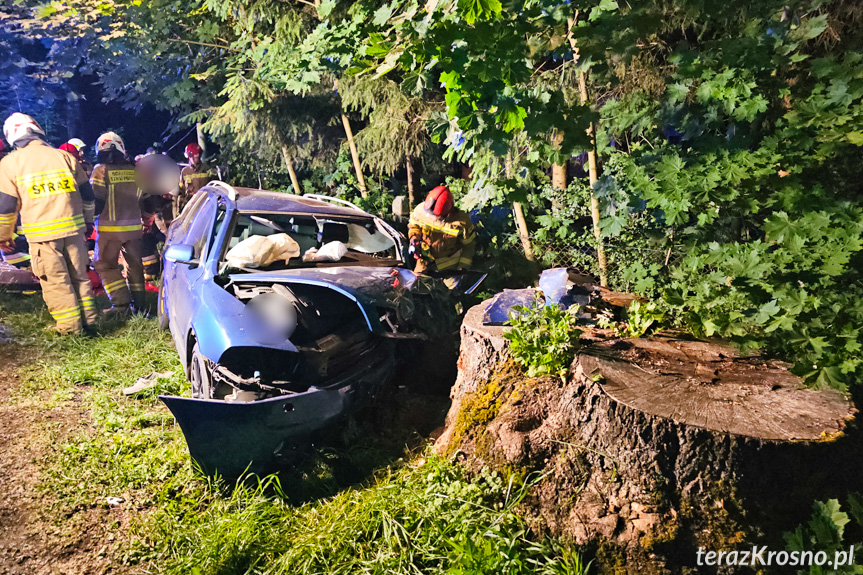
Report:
222,211,400,271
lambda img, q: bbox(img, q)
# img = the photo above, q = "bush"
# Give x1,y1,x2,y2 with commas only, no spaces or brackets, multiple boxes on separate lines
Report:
504,301,581,378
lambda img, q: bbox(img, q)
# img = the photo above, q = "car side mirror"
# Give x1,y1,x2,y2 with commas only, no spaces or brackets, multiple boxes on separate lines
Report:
164,244,198,265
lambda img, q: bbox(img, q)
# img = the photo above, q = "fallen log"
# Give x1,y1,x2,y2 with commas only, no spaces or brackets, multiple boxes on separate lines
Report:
437,301,862,573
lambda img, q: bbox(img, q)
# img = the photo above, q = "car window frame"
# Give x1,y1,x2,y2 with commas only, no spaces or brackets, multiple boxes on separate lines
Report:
219,210,402,270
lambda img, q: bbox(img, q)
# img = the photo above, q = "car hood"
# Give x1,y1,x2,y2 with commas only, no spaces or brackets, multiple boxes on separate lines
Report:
227,266,421,302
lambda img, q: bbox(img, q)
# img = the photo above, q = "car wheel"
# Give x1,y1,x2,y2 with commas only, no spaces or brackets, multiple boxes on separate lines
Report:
189,342,213,399
157,282,169,331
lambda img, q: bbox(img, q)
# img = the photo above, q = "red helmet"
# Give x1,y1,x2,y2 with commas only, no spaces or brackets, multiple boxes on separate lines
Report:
423,185,454,217
59,142,81,161
184,142,202,159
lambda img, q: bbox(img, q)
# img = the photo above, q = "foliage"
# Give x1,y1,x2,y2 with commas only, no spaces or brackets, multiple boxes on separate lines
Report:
588,2,863,390
621,301,666,338
132,459,591,575
504,301,581,378
10,0,863,391
785,496,863,574
0,3,83,140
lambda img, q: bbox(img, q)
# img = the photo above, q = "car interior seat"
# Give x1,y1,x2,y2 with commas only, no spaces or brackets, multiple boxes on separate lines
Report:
319,221,350,245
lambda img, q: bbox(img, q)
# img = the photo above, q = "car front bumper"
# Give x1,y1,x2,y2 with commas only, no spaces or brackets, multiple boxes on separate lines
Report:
160,345,394,477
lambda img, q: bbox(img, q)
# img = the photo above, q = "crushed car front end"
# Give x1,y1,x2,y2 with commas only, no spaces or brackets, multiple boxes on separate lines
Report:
159,186,450,476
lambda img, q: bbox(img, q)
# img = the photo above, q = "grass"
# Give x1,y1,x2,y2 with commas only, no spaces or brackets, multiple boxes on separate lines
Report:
0,290,591,575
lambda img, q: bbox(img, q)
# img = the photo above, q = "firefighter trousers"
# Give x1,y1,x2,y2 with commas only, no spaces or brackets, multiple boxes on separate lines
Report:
29,235,98,334
95,236,145,307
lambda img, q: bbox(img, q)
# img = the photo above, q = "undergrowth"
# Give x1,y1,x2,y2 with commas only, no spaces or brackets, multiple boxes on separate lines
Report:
504,301,581,378
0,291,590,575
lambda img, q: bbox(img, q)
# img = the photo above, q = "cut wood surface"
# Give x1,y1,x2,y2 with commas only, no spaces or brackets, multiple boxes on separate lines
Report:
580,337,855,441
440,301,863,573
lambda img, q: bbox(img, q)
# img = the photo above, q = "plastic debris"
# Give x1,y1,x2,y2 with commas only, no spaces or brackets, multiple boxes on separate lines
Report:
482,288,540,325
123,371,174,396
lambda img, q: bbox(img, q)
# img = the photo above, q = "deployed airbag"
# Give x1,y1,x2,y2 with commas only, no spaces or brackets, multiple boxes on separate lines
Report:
302,241,347,262
226,234,301,268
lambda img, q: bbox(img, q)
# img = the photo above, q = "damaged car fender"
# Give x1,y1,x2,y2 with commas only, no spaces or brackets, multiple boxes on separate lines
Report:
183,280,300,375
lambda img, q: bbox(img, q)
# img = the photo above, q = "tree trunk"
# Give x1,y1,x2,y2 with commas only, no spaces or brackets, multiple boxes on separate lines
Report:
341,113,368,198
551,131,568,191
505,153,535,262
512,202,535,262
439,305,862,574
567,10,608,287
281,145,302,195
406,155,415,207
578,71,609,287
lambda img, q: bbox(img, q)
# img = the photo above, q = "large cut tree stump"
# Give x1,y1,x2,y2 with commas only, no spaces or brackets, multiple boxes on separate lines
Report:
437,302,862,574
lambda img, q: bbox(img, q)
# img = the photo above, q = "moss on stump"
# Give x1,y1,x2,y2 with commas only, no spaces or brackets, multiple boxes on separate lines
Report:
436,301,861,574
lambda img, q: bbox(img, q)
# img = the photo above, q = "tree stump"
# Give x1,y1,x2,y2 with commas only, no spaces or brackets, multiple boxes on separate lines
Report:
437,301,862,573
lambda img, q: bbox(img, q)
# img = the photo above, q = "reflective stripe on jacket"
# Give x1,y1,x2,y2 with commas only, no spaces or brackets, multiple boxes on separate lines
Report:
408,205,476,272
180,165,212,197
91,163,143,240
0,140,92,243
0,143,93,242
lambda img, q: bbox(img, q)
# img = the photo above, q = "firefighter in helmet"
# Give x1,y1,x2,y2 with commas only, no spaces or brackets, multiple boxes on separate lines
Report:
90,132,147,315
0,113,98,334
66,138,93,178
407,185,476,275
176,142,212,217
59,142,81,161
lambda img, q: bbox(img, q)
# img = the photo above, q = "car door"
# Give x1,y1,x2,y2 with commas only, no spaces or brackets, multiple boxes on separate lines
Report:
166,194,219,352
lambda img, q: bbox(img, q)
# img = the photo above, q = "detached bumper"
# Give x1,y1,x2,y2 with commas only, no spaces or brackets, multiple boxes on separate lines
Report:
160,350,394,477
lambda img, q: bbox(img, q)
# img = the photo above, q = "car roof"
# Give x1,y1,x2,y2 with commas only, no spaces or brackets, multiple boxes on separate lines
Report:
222,187,371,218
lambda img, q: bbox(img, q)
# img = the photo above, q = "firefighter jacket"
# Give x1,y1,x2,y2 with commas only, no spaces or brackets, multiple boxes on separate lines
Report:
407,205,476,272
180,163,212,199
0,140,94,244
91,163,143,241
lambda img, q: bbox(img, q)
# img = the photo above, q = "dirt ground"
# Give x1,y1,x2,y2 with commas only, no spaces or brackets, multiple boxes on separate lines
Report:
0,343,118,575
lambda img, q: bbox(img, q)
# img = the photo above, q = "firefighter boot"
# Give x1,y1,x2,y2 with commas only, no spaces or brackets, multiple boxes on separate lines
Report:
130,291,152,318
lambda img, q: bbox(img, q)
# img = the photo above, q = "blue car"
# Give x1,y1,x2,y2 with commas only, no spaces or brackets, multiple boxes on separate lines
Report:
157,182,432,475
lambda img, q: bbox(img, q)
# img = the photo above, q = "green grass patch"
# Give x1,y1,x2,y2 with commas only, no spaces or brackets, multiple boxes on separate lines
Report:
0,292,590,575
129,459,590,575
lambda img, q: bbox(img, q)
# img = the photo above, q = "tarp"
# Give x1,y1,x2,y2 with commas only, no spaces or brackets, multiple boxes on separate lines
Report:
0,262,39,291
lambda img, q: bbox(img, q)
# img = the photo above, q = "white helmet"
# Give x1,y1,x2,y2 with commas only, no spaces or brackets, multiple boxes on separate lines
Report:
67,138,86,151
3,113,45,148
96,132,126,156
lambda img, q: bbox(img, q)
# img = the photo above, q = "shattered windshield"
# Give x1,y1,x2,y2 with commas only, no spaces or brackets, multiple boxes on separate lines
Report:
222,211,400,271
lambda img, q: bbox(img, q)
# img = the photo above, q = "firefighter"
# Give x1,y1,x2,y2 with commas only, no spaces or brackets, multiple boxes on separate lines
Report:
0,228,31,269
0,139,30,268
0,113,98,334
407,185,476,275
90,132,146,315
59,142,81,161
139,194,170,281
66,138,93,177
176,142,212,217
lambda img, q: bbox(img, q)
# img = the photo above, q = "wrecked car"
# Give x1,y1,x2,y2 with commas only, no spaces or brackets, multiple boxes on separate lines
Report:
157,182,450,476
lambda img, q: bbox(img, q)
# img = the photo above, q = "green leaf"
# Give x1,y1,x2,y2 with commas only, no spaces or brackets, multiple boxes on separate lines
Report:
373,4,394,26
846,131,863,145
457,0,502,24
